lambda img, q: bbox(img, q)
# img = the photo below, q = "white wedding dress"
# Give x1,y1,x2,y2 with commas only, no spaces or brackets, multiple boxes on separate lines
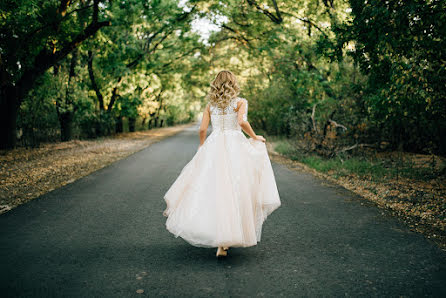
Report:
163,97,281,248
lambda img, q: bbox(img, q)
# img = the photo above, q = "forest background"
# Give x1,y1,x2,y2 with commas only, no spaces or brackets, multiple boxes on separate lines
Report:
1,0,445,157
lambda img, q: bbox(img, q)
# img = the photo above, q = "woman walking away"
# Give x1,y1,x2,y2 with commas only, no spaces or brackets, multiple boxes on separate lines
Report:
163,70,281,257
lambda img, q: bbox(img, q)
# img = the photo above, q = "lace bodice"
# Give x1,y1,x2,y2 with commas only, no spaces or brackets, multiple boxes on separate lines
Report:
209,97,248,131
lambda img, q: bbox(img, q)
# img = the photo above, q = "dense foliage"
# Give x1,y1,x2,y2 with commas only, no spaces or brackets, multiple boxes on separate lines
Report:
203,0,445,155
344,0,446,154
1,0,207,147
1,0,444,155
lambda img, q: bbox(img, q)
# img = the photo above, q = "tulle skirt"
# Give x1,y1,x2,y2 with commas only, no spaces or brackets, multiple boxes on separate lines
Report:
163,129,281,248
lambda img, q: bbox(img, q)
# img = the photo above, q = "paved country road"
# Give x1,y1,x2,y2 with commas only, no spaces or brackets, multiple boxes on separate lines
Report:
1,125,445,297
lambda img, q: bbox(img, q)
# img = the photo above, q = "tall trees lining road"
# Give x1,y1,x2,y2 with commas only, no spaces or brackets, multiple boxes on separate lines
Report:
205,0,445,155
1,0,206,148
1,0,444,155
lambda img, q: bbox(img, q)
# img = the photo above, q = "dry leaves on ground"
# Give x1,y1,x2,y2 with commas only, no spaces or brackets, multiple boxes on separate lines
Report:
0,124,193,214
266,142,446,251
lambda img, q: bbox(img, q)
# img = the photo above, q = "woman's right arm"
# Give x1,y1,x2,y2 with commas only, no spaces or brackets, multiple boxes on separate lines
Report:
236,100,266,142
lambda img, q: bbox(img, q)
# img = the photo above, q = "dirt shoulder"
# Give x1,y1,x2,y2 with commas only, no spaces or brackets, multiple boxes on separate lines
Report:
0,123,193,215
266,142,446,251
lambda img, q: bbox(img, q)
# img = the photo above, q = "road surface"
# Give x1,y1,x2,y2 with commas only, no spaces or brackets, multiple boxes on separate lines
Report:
1,125,445,297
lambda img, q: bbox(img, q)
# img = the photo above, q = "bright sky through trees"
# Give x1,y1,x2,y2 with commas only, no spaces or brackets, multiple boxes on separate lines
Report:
179,0,226,44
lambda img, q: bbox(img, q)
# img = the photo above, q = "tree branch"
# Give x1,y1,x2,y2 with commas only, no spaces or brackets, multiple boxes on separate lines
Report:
164,47,201,68
271,0,283,22
17,5,110,103
57,0,73,17
329,119,347,131
311,103,318,133
25,4,94,40
66,49,78,107
126,8,195,69
92,0,100,23
107,77,123,113
54,20,110,66
221,24,253,47
87,50,105,110
322,0,335,9
246,0,283,24
126,29,174,69
281,12,329,38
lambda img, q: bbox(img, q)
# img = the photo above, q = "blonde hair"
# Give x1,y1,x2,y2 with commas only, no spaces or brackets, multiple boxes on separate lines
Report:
207,70,240,110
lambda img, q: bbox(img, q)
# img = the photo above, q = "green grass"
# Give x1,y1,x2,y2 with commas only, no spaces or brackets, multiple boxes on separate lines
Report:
273,139,438,181
274,141,295,156
299,154,387,179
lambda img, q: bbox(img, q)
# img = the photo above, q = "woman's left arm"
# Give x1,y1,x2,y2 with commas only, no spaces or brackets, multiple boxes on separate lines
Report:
198,104,210,147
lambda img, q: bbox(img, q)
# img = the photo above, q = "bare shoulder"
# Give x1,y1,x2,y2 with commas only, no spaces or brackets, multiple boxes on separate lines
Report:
234,97,246,111
205,102,211,113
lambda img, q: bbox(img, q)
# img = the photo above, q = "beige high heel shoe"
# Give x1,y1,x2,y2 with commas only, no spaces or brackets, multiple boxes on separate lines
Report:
216,246,228,257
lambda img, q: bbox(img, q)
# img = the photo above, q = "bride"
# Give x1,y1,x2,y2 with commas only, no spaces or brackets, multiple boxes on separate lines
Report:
163,70,281,257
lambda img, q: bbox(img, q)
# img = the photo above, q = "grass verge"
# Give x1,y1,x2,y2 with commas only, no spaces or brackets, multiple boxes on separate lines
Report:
269,138,446,251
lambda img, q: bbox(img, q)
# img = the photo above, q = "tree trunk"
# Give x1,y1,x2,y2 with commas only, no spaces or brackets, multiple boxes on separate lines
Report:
87,50,105,111
59,112,73,141
141,116,148,129
128,117,136,132
56,50,78,142
0,86,19,149
107,79,122,113
115,116,123,133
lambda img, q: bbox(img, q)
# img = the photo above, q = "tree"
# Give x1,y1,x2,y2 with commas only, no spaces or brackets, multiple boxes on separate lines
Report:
84,0,205,132
0,0,110,149
342,0,446,153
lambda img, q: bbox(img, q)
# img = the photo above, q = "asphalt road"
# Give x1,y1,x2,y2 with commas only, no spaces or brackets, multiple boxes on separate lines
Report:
1,125,445,297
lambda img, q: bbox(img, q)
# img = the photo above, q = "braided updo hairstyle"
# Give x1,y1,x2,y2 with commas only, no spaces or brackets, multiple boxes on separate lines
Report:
207,70,240,110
